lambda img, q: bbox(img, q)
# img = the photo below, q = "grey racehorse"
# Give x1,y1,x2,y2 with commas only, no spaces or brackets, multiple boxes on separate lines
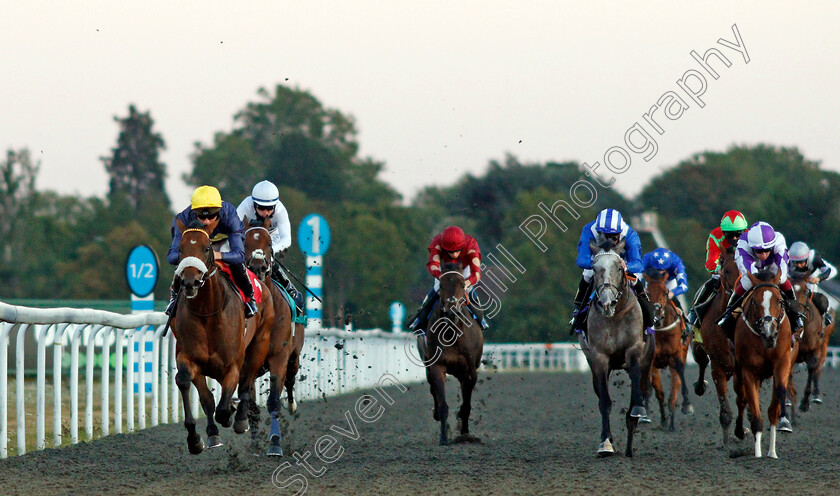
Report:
580,239,655,457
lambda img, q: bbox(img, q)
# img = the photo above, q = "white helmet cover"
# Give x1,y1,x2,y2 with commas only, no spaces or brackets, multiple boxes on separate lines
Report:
251,180,280,207
788,241,810,261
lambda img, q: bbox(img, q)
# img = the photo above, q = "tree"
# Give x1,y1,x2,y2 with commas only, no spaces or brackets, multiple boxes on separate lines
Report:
186,84,399,206
101,104,170,213
0,148,40,294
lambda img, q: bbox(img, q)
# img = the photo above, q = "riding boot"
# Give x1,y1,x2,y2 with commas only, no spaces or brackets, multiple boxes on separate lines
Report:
230,262,258,318
409,289,439,334
164,278,181,317
717,291,746,340
687,276,718,328
632,279,655,332
569,276,593,335
466,301,489,329
781,287,806,332
272,261,304,312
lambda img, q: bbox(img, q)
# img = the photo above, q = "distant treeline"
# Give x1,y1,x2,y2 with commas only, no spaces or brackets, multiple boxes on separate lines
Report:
2,86,839,344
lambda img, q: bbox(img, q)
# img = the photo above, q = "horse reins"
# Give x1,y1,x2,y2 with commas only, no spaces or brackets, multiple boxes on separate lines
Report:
592,251,625,302
742,283,786,337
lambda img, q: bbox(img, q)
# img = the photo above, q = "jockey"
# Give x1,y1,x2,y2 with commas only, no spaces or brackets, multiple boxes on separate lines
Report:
569,208,655,334
408,225,488,333
642,247,689,312
236,180,303,311
717,221,805,336
165,185,258,318
787,241,837,326
687,210,748,329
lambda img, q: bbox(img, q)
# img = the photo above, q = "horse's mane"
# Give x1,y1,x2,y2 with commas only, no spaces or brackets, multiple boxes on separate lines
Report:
442,262,460,272
754,269,776,282
187,219,205,230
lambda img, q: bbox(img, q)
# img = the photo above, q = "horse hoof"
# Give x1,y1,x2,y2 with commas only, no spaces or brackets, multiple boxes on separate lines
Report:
778,417,793,433
189,438,205,455
799,401,810,413
639,416,652,424
694,380,708,396
266,444,284,457
682,404,695,415
811,396,823,404
630,406,647,418
207,435,224,449
597,439,615,457
287,400,298,414
233,419,249,434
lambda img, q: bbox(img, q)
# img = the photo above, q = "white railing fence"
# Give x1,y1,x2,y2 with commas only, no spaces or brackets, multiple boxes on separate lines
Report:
2,300,838,459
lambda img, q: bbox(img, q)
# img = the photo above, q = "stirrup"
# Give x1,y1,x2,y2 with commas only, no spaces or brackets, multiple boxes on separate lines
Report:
245,299,258,318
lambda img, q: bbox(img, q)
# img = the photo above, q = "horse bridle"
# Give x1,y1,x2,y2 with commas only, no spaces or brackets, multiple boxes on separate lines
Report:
742,283,786,338
177,228,218,288
592,251,625,303
245,226,272,271
439,270,469,314
647,280,680,331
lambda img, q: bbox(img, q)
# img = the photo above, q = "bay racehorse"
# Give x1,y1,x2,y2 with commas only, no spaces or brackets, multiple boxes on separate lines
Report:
581,239,655,457
421,263,484,445
690,249,744,446
643,270,692,431
243,216,306,456
732,270,796,458
172,219,274,454
787,278,834,413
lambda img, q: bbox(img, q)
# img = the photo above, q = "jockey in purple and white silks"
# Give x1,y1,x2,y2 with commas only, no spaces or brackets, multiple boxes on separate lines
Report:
787,241,837,326
717,221,805,336
569,208,654,335
642,247,689,313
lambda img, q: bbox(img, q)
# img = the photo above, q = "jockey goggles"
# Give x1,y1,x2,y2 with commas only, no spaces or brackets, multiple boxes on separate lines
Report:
194,209,220,220
753,247,772,254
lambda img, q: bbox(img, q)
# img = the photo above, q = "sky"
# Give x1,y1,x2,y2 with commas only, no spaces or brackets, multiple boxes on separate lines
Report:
2,1,839,208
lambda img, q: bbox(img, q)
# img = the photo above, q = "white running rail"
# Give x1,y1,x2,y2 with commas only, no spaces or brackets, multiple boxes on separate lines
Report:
3,300,837,459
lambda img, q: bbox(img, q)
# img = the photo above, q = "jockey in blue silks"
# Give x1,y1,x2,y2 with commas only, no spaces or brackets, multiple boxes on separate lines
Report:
642,247,689,323
569,208,655,335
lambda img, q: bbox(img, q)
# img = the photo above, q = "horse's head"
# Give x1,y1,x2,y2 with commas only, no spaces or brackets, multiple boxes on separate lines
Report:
743,270,785,348
243,215,273,280
644,269,670,327
175,218,216,299
719,250,739,295
439,262,467,318
590,239,626,318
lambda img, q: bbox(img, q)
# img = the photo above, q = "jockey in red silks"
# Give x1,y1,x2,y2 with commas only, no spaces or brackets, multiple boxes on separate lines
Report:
687,210,748,330
408,225,488,333
717,221,805,337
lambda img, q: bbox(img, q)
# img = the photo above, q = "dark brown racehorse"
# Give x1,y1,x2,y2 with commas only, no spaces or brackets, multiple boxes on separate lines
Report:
690,249,744,446
581,240,655,457
422,263,484,445
787,278,834,413
172,219,274,454
242,216,305,456
732,271,796,458
644,272,692,431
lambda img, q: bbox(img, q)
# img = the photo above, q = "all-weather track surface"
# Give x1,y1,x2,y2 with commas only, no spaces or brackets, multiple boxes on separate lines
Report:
2,367,840,496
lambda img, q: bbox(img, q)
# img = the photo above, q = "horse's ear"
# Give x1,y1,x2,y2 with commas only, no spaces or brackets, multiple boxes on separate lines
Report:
773,270,781,285
176,217,186,233
747,272,760,288
589,239,600,255
241,215,248,226
263,215,271,229
614,238,626,254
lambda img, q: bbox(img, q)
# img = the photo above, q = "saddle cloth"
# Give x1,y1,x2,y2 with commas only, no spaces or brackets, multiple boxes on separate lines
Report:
272,279,308,325
215,262,263,304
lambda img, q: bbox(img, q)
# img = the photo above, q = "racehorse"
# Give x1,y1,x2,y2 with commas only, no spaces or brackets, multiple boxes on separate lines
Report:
580,239,655,457
690,249,744,446
422,263,484,446
732,271,796,458
643,270,692,431
787,278,835,413
242,216,305,456
171,219,275,454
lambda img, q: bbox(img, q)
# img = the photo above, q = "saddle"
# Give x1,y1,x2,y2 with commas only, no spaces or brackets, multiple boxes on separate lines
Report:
215,261,263,304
